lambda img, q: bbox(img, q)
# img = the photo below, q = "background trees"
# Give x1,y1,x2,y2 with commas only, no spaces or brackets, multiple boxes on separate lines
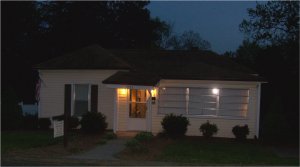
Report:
237,1,299,143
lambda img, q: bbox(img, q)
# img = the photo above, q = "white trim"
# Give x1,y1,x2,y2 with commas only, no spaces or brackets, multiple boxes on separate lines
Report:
105,84,154,90
256,83,262,138
147,89,152,132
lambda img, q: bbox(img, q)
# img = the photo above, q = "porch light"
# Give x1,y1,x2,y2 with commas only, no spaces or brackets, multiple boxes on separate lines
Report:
119,88,127,95
212,88,219,95
151,88,157,104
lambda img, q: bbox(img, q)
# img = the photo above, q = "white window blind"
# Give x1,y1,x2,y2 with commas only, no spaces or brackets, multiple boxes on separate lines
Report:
158,87,187,115
188,88,217,115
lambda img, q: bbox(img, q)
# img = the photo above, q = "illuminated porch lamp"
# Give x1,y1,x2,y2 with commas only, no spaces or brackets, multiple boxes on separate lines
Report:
151,88,157,104
212,88,219,95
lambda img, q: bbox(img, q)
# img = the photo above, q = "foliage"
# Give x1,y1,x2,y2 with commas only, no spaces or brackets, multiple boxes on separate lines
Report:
240,1,299,46
199,121,218,138
104,132,117,140
38,118,51,130
232,125,250,141
163,30,211,50
161,114,190,138
80,112,107,134
134,132,154,142
2,87,23,130
125,139,148,153
23,114,38,130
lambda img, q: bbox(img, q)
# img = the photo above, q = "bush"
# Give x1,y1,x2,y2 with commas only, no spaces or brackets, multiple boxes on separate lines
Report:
52,115,80,129
161,114,190,138
125,139,148,153
104,132,117,140
200,121,218,138
23,114,38,130
232,124,249,140
80,112,107,134
38,118,51,130
134,132,153,142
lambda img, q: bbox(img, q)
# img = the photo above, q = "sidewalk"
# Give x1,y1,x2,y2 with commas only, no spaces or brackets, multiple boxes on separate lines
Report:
66,138,129,160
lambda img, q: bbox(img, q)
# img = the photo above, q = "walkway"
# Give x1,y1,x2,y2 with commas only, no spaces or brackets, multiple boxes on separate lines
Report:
67,138,129,160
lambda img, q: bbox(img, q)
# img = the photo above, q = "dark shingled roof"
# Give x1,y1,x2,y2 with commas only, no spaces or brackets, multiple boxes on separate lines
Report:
34,45,131,70
35,44,266,85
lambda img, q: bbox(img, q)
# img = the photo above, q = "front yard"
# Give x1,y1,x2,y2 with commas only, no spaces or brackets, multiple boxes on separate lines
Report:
119,137,299,166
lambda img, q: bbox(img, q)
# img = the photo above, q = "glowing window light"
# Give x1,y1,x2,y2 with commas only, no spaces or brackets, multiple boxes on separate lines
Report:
151,88,157,97
119,88,127,95
212,88,219,95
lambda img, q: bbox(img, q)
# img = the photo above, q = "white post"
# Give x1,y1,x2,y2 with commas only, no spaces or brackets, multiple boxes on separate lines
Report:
113,89,118,133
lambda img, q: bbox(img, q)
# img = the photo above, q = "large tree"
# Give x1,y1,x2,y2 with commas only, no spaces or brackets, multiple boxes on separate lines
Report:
2,1,169,102
240,1,299,46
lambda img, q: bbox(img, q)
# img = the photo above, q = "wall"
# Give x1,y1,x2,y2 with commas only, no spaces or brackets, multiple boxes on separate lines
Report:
38,70,120,129
151,79,260,138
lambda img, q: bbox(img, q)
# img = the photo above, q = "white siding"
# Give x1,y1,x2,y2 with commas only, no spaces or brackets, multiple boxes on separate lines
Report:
38,70,120,129
151,79,260,138
116,89,129,131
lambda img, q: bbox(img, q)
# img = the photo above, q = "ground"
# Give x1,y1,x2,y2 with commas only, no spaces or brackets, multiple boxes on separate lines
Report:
1,131,299,166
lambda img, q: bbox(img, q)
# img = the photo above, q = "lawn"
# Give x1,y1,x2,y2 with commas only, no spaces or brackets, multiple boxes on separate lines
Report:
1,131,62,154
158,138,299,166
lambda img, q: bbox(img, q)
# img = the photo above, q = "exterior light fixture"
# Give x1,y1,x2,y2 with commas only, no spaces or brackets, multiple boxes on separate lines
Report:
119,88,127,95
151,88,157,104
212,88,219,95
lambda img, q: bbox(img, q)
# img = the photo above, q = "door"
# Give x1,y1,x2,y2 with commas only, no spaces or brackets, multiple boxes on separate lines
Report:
128,89,148,131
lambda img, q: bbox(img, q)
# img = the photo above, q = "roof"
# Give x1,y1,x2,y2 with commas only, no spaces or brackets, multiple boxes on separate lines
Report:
35,44,266,84
34,45,131,70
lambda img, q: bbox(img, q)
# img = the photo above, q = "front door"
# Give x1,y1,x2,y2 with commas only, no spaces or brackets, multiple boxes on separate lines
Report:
128,89,148,131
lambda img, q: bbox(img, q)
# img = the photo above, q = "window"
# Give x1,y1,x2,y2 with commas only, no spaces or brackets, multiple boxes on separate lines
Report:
73,84,90,117
158,87,187,115
129,89,147,118
158,87,249,118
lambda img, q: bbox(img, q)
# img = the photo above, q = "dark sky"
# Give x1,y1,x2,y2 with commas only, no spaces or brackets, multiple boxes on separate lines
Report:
147,1,257,54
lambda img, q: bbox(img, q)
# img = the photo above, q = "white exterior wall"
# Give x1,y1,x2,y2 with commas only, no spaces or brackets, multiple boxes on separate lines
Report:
151,79,260,138
38,70,120,129
116,89,129,131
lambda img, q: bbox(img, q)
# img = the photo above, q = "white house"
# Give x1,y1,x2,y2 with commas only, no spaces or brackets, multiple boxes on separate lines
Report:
35,45,266,138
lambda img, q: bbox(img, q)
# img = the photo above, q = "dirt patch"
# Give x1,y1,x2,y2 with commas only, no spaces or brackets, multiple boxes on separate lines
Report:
117,137,175,161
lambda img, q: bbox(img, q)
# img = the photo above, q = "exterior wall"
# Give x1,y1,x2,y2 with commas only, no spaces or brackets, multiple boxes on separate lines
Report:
116,89,129,131
38,70,120,129
151,79,261,138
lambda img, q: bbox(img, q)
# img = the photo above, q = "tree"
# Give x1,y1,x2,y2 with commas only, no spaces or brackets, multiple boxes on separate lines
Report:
240,1,299,46
163,30,211,50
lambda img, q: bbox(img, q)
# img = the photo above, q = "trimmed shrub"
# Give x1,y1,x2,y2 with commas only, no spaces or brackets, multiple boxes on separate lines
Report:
69,116,80,129
38,118,51,130
232,124,249,140
125,139,148,153
80,112,107,134
134,132,154,142
104,132,117,140
52,115,80,129
200,121,218,138
161,114,190,138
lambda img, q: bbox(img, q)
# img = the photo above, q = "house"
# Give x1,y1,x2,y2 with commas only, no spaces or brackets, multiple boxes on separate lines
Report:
35,45,266,138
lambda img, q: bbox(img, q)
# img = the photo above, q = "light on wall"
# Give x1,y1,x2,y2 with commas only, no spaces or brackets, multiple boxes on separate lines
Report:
212,88,219,95
119,88,127,95
151,88,157,104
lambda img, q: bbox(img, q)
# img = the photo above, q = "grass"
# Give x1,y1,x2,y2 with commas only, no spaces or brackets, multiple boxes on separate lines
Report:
1,130,62,154
157,138,299,166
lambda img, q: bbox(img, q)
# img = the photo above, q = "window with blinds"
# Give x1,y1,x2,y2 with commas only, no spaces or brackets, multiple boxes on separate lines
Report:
158,87,249,118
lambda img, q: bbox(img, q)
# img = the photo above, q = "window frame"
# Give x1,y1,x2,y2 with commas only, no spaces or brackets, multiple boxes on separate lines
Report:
129,89,147,118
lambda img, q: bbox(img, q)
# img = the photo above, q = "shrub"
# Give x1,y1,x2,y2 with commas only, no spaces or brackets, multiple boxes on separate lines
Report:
104,132,117,140
38,118,51,130
52,115,80,129
161,114,190,138
134,132,154,142
23,114,38,130
200,121,218,138
80,112,107,134
232,124,250,140
125,139,148,153
69,116,80,129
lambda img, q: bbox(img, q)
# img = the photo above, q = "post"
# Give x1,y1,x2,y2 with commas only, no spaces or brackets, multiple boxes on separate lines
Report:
64,85,71,148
